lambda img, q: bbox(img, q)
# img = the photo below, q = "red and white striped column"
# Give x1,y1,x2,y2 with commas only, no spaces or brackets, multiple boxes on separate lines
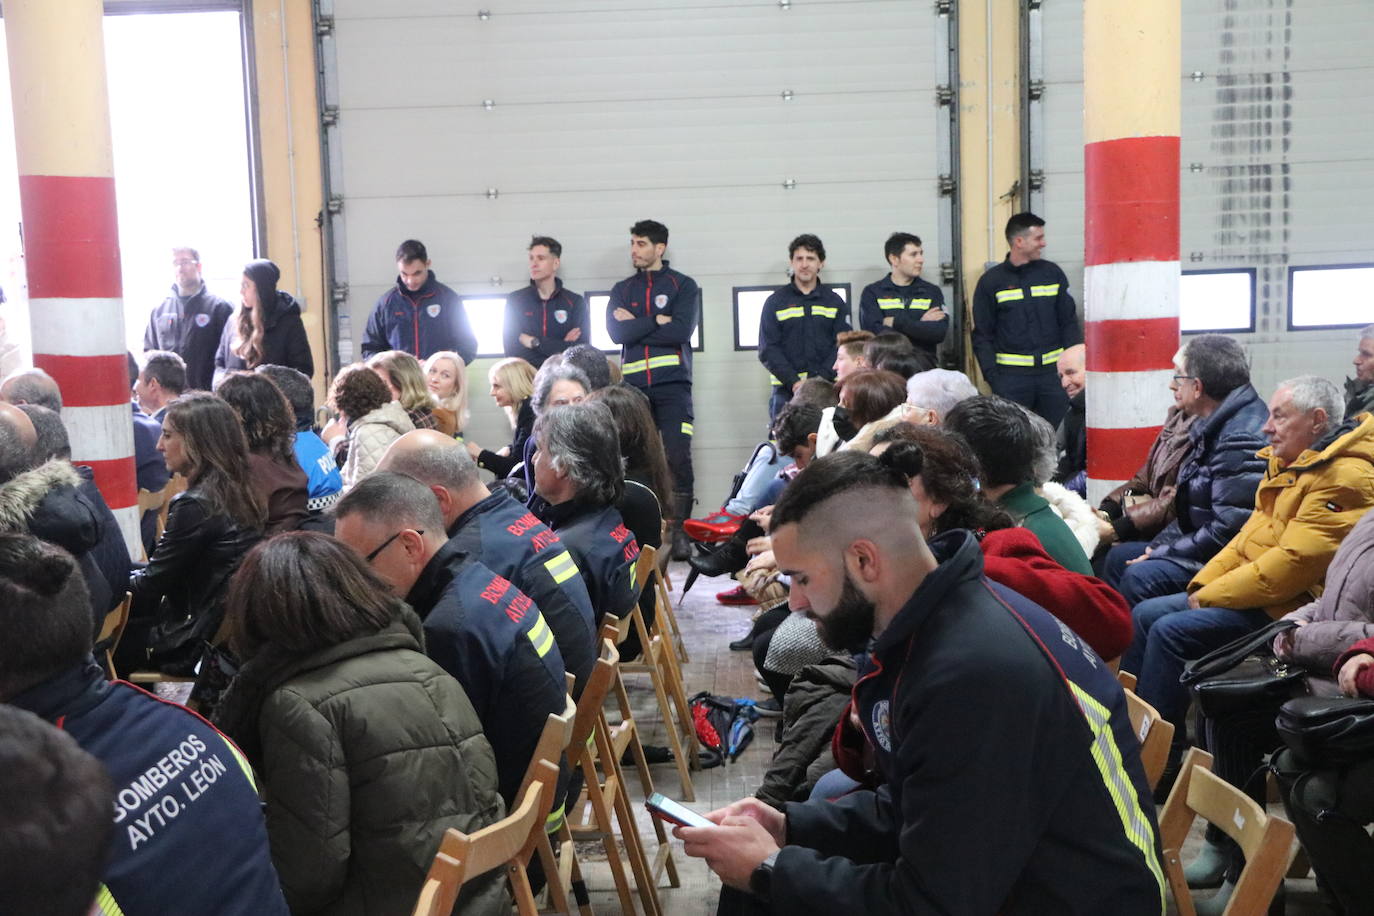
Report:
5,0,139,556
1082,0,1182,506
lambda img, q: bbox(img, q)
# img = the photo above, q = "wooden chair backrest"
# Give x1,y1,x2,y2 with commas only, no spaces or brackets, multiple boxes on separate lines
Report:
635,544,658,593
412,761,558,916
1117,670,1138,692
1123,688,1175,790
570,640,620,755
96,592,133,679
156,474,188,539
1158,748,1296,916
517,694,577,806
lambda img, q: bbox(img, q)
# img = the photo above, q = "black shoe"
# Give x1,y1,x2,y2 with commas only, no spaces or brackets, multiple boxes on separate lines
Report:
728,634,755,651
689,539,748,578
754,698,783,718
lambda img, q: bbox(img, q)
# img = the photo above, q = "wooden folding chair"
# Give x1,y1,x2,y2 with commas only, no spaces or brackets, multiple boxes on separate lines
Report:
615,546,697,801
650,549,689,665
1123,687,1175,791
517,693,594,916
95,592,132,679
1159,748,1296,916
567,640,661,916
1117,669,1138,692
412,760,559,916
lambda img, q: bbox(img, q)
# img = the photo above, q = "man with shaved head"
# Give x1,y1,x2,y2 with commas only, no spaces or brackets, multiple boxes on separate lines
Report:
378,429,596,694
1054,343,1087,494
677,451,1166,915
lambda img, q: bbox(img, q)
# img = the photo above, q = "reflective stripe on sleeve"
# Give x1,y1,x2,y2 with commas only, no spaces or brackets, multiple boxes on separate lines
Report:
543,551,579,585
526,613,556,658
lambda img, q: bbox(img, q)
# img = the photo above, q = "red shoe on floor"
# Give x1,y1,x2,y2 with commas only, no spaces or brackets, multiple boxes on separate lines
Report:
684,509,747,543
716,585,758,606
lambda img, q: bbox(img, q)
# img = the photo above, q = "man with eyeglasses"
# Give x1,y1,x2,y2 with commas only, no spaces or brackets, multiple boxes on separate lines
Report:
334,471,567,807
143,247,234,391
1100,335,1268,608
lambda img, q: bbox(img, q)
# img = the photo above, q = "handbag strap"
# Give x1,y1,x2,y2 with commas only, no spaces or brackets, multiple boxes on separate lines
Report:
1180,618,1299,686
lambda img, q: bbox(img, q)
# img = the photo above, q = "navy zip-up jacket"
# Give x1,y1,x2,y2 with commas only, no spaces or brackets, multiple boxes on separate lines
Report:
775,531,1165,915
503,279,590,368
362,271,478,363
11,661,289,916
405,540,567,805
858,274,948,363
972,256,1081,377
143,284,235,390
606,261,699,388
757,282,852,389
448,490,597,696
541,498,642,628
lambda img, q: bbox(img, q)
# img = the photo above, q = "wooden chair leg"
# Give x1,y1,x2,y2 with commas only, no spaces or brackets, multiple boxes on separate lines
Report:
655,633,700,774
581,767,637,916
534,830,573,916
606,744,662,916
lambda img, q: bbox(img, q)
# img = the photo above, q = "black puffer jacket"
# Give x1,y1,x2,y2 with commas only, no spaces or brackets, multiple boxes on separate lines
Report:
129,486,262,664
1148,383,1268,575
0,459,121,617
215,611,507,916
756,653,857,809
214,291,314,379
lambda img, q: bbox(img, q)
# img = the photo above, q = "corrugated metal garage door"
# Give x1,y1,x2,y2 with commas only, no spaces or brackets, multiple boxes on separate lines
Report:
320,0,947,499
1039,0,1374,395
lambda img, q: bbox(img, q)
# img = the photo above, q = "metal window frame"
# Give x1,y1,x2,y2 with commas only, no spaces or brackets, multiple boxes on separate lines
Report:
731,282,852,352
1180,267,1257,335
1287,263,1374,332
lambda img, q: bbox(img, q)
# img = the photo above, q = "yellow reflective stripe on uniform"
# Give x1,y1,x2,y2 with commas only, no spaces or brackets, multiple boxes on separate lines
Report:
996,353,1035,366
95,885,125,916
776,306,805,321
770,370,807,387
811,306,838,318
910,298,932,310
1030,284,1060,297
995,288,1025,303
543,551,579,585
622,359,647,374
647,354,681,369
681,422,694,436
1069,684,1167,908
545,802,566,834
218,736,257,789
876,297,904,310
1042,347,1065,363
526,613,556,658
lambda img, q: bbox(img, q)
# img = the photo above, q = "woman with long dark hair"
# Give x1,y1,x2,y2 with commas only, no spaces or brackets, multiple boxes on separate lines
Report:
216,372,309,533
122,393,265,674
215,259,313,382
215,532,506,915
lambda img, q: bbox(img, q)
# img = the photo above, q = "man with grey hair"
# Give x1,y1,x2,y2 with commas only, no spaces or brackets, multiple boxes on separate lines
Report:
1105,334,1269,607
378,429,597,694
0,368,61,413
134,350,186,421
902,368,977,425
532,401,642,626
1124,375,1374,810
334,471,566,806
1346,323,1374,418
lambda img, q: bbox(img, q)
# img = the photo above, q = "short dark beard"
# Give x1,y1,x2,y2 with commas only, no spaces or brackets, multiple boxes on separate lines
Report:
809,570,876,653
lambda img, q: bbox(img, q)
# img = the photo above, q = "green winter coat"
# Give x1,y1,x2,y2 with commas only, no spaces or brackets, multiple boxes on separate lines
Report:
216,610,507,916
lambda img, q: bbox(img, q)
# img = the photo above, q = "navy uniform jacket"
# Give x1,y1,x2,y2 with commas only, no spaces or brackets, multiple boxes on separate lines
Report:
448,490,597,696
775,531,1165,915
541,498,641,628
757,282,851,390
606,262,699,388
11,661,289,916
406,540,567,805
972,256,1081,378
503,279,590,368
143,284,234,391
858,274,948,363
362,271,478,363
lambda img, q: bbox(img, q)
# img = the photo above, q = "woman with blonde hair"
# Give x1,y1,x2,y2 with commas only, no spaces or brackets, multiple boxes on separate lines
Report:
423,349,468,437
467,356,536,477
366,349,452,435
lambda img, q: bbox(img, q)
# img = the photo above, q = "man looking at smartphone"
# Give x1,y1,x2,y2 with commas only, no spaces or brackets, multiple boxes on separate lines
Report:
676,451,1166,915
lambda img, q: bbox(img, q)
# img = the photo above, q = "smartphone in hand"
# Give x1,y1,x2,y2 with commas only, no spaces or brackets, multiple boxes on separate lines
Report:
645,792,713,829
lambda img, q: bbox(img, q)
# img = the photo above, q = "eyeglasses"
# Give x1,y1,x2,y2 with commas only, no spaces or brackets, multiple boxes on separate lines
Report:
1171,375,1197,384
171,259,198,267
364,529,422,562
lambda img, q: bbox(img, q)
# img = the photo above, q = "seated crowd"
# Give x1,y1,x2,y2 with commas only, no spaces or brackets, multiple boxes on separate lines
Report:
3,262,1374,916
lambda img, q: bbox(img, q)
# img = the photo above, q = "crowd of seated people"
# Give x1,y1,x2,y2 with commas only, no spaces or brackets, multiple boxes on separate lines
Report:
8,238,1374,916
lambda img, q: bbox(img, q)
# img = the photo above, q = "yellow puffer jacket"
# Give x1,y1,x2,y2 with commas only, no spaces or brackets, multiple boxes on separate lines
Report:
1191,413,1374,618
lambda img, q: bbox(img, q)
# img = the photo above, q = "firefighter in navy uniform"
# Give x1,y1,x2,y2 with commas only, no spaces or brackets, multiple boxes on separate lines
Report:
361,239,478,363
758,234,852,422
606,219,699,560
972,212,1082,428
503,236,590,369
858,231,948,369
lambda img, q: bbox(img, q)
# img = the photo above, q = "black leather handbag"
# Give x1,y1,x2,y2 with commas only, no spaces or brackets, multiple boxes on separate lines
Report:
1180,619,1310,719
1276,696,1374,768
